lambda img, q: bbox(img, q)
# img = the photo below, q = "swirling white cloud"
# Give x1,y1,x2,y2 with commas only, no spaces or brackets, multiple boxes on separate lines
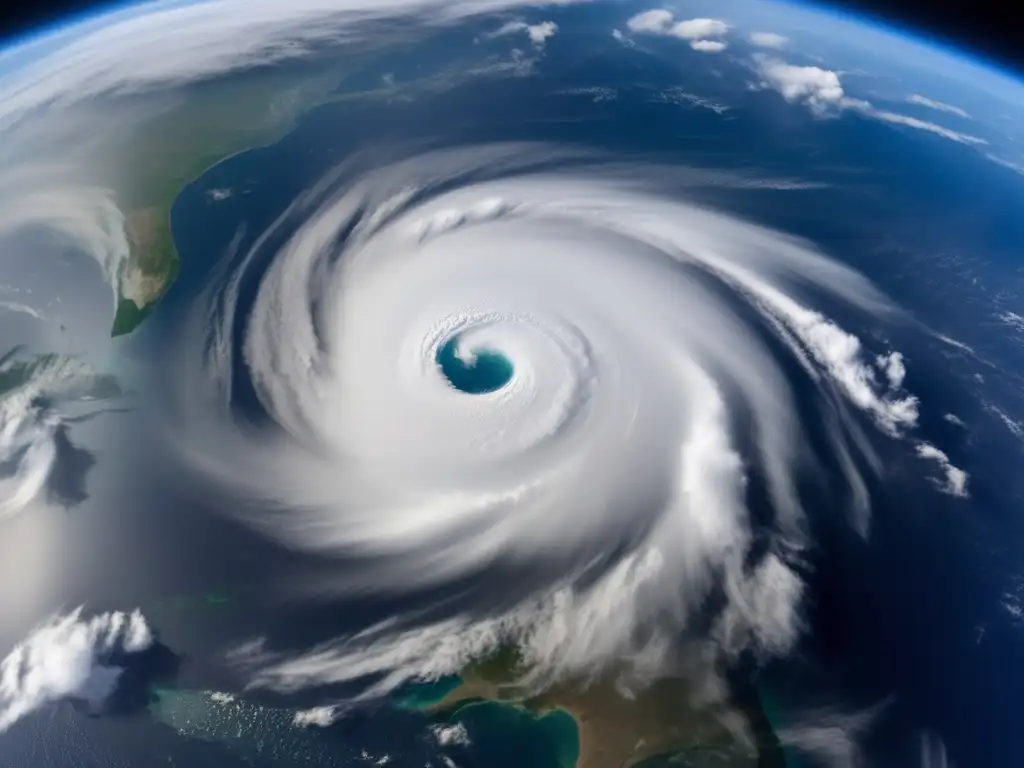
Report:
144,143,966,698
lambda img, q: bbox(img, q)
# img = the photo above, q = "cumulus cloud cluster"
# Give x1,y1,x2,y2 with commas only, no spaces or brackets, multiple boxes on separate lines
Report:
753,55,987,145
618,10,988,151
915,443,968,497
0,608,155,731
293,704,342,727
626,9,729,52
754,56,846,115
432,722,471,746
487,19,558,46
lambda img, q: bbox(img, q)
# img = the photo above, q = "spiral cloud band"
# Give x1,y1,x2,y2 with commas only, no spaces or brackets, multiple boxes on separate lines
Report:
170,145,952,694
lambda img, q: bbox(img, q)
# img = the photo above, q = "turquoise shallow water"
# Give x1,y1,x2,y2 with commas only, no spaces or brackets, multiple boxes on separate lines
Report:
436,337,514,394
392,676,464,710
447,701,580,768
397,678,580,768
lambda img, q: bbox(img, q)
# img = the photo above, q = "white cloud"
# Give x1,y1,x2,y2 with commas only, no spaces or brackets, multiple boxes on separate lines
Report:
671,18,728,40
755,57,988,144
431,722,471,746
625,9,674,34
876,351,906,389
943,413,966,427
625,10,728,46
0,0,582,128
488,19,558,47
650,88,729,113
690,39,727,53
999,310,1024,331
611,28,635,48
985,153,1024,176
985,403,1023,438
751,287,919,435
778,702,888,768
0,301,45,320
293,704,342,727
755,57,846,115
916,443,968,497
0,608,155,731
859,106,987,145
935,333,974,353
906,94,970,119
919,733,952,768
748,31,788,49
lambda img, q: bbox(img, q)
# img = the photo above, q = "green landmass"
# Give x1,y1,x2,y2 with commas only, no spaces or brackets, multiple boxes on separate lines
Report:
418,647,785,768
111,296,155,338
110,68,351,337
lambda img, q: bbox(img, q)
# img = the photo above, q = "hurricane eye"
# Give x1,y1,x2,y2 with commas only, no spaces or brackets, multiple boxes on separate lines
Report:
436,337,514,394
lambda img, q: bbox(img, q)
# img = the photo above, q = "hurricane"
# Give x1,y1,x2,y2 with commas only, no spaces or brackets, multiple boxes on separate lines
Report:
154,142,957,700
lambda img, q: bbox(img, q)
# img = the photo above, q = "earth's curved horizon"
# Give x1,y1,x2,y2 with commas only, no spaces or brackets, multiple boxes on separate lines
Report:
1,1,1023,767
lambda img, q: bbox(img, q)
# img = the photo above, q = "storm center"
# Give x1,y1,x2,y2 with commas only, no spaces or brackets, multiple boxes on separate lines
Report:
436,336,514,394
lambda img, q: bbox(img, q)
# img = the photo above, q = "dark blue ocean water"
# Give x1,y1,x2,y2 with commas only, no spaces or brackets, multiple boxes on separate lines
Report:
116,17,1024,767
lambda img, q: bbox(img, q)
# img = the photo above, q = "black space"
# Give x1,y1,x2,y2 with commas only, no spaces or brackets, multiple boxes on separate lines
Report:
0,0,1022,73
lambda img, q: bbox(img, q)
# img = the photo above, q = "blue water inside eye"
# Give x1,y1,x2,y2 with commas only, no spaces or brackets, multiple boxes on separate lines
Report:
436,336,514,394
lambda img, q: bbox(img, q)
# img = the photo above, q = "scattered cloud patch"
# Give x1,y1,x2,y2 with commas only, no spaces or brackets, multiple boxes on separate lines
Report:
293,705,342,727
935,333,974,354
858,105,987,145
919,733,953,768
431,722,471,746
916,442,968,497
876,351,906,389
625,10,729,51
1001,582,1023,623
560,86,617,102
488,20,558,47
625,9,674,34
943,413,966,428
0,608,167,731
985,154,1024,176
671,18,729,40
0,300,45,319
999,311,1024,331
778,702,887,768
650,88,730,114
690,39,727,53
754,57,988,144
906,94,970,119
985,403,1023,438
748,31,788,49
754,56,846,115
